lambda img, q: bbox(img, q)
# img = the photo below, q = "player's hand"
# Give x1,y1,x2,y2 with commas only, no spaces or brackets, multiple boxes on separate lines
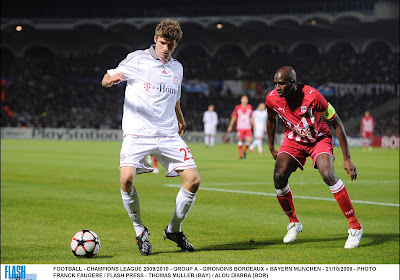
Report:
227,126,232,133
269,147,278,160
178,121,187,135
344,158,357,181
110,73,125,85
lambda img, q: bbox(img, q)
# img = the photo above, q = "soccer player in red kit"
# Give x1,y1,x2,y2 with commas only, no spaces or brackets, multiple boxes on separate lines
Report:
361,111,374,151
265,66,362,249
227,95,253,159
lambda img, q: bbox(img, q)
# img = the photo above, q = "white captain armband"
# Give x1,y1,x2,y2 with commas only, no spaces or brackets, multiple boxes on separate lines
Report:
322,103,337,121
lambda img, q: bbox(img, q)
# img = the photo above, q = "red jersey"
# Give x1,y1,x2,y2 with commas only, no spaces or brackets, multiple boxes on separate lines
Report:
265,84,334,144
361,116,374,133
231,104,253,130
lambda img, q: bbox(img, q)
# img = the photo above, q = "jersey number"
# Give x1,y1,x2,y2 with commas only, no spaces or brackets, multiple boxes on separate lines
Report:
180,147,193,161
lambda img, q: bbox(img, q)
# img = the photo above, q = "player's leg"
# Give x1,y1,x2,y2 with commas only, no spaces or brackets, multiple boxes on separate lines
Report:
257,137,263,153
237,140,244,158
168,168,200,230
362,132,367,150
315,153,362,248
243,132,252,157
368,133,373,151
120,166,143,234
274,153,301,224
274,140,307,243
163,168,200,252
210,134,215,148
157,137,200,251
204,133,210,147
152,155,159,174
120,136,155,255
249,140,255,152
120,166,152,255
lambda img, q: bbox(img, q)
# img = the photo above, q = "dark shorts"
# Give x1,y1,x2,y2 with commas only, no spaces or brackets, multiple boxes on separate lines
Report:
278,137,334,170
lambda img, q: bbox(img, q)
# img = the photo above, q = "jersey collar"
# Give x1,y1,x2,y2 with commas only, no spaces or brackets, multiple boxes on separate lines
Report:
149,44,170,64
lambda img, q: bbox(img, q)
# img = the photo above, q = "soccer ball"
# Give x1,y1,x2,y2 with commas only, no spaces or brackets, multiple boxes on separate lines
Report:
70,230,101,258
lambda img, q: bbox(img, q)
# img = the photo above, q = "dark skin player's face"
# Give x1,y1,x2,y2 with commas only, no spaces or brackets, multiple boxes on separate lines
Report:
274,72,295,98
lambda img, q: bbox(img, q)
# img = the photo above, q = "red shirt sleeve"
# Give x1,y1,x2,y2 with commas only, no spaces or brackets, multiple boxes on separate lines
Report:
265,93,276,117
313,89,329,112
231,106,238,118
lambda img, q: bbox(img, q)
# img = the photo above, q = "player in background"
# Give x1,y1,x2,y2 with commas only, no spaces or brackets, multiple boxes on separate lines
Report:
265,66,362,249
203,104,218,148
249,103,268,154
227,95,253,159
146,155,159,174
360,111,374,151
101,19,200,255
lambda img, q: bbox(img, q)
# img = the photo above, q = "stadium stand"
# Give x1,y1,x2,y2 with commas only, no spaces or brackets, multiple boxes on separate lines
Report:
1,1,399,136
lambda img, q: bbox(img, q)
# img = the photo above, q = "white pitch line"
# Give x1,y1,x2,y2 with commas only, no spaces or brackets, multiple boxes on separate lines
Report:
163,184,399,207
196,180,398,186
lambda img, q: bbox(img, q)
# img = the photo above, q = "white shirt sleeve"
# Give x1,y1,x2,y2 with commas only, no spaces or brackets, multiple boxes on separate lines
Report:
107,51,140,81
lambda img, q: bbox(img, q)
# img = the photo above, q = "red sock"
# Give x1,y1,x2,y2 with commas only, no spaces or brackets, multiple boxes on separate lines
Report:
152,156,158,168
330,180,361,229
276,185,299,223
238,145,243,157
244,144,249,153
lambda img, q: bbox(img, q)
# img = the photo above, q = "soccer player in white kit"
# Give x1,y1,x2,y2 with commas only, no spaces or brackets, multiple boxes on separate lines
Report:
203,104,218,148
101,19,201,256
249,103,268,154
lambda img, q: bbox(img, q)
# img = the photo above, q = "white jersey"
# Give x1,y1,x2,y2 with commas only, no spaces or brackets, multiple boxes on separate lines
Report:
252,109,267,138
203,111,218,134
107,45,183,137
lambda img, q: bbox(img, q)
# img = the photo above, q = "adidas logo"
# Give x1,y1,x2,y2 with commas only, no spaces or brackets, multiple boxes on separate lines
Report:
161,69,168,74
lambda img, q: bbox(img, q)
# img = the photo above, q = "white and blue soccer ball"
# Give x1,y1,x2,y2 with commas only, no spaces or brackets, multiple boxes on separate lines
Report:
70,230,101,258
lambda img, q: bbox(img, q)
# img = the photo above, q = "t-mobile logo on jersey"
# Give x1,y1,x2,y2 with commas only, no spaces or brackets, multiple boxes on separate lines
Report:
160,84,177,95
144,83,159,91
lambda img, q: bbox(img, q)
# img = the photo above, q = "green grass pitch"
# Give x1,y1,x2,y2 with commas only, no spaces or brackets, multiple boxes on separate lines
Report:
1,139,399,264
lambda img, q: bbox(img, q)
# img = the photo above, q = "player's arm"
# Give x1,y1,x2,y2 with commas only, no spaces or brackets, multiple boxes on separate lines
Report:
227,116,236,133
264,119,268,133
267,114,278,160
101,73,125,87
175,100,187,135
324,105,357,181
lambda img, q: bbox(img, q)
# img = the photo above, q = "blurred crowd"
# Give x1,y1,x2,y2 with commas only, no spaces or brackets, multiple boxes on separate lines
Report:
1,44,399,137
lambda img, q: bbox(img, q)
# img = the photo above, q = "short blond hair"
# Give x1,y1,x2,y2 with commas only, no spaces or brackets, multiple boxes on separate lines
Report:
155,19,183,43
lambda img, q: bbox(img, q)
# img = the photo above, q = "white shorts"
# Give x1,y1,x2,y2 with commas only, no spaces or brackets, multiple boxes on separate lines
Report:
204,124,217,135
120,135,197,177
254,128,265,139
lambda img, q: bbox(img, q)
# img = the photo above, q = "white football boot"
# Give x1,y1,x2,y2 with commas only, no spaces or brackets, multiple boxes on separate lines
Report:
283,222,303,243
344,226,363,249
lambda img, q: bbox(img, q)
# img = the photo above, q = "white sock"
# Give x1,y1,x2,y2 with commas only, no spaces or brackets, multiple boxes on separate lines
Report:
249,141,256,150
210,136,215,147
257,139,263,153
120,188,144,236
205,135,209,146
168,187,196,233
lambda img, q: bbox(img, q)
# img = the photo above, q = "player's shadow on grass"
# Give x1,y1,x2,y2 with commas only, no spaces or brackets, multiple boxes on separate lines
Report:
153,240,282,255
94,255,113,259
282,233,398,248
197,240,280,252
152,233,398,255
